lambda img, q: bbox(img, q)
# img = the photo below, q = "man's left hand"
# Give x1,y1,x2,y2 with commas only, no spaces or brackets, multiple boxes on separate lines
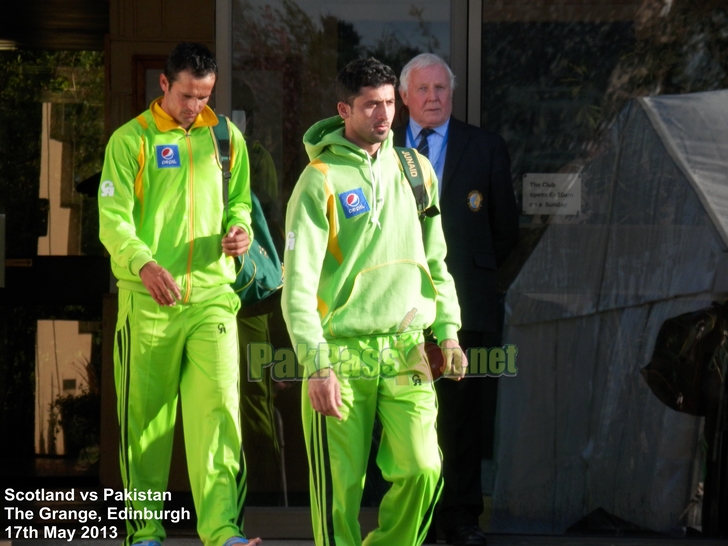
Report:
222,226,250,257
440,338,468,381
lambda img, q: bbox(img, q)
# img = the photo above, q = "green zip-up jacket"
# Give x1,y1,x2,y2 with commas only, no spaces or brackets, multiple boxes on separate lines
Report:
98,99,252,303
282,116,461,376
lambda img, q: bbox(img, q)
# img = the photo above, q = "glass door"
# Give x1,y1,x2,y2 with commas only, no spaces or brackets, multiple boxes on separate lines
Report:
0,50,107,481
224,0,453,511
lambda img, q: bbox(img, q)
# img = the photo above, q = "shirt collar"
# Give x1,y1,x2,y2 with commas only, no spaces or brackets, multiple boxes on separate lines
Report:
150,97,218,132
408,117,449,139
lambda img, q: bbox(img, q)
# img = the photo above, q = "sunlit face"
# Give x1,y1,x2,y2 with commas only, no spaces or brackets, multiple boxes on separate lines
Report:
159,69,216,129
400,64,453,128
337,84,396,155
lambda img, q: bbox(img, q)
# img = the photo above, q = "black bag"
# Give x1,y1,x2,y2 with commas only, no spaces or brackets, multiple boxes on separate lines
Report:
213,115,283,309
641,302,728,416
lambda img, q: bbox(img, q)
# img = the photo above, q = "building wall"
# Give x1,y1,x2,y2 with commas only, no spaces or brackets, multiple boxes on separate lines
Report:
106,0,215,133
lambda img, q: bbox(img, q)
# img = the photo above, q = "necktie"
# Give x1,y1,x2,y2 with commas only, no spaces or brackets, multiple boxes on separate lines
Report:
417,128,433,158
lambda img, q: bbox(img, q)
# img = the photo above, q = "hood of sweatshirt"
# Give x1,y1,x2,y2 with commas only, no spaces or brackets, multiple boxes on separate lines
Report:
303,115,394,163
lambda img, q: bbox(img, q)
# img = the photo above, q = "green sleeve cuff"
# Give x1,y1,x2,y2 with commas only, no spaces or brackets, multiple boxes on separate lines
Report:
226,221,253,241
432,324,459,344
300,342,337,378
131,253,155,276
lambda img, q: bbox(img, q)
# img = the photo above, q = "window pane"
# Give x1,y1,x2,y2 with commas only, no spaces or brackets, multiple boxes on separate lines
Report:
482,2,728,536
232,0,451,204
231,0,451,507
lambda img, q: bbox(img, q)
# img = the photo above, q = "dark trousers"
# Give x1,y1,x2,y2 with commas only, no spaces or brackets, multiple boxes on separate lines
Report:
434,329,500,536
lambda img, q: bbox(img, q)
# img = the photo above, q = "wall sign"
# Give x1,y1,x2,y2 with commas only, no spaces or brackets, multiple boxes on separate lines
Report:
522,173,581,215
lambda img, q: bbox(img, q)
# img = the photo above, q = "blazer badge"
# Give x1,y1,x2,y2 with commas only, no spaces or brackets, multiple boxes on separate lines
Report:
467,190,483,211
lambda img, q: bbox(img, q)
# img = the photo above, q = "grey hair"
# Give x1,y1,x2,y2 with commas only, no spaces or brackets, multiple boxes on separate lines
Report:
399,53,456,93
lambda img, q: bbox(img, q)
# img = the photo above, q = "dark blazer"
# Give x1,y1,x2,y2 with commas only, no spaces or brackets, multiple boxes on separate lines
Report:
394,117,519,332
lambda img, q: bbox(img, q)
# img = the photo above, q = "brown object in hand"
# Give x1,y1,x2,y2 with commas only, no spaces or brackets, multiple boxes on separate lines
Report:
424,341,445,380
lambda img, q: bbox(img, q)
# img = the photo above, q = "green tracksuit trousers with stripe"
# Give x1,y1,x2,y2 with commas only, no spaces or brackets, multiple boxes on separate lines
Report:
114,288,246,546
302,331,442,546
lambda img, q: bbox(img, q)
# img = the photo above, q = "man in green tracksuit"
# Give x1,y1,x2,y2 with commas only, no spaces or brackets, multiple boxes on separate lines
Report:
282,57,467,546
98,43,261,546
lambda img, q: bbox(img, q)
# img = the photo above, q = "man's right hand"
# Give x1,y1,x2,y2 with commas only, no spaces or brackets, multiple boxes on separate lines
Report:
140,262,182,306
308,368,343,420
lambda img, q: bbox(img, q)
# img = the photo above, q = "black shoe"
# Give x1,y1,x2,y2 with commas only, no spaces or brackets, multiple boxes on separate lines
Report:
447,524,488,545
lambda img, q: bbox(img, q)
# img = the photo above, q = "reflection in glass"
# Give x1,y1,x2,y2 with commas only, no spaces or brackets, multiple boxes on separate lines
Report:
482,1,728,185
35,320,100,466
485,1,728,537
231,0,451,507
1,50,106,479
1,51,105,259
233,0,450,205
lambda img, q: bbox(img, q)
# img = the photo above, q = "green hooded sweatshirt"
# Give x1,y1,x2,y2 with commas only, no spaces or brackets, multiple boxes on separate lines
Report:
282,116,461,376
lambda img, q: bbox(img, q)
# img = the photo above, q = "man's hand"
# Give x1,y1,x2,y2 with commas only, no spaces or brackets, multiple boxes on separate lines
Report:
308,368,343,419
140,262,181,306
222,226,250,257
440,338,468,381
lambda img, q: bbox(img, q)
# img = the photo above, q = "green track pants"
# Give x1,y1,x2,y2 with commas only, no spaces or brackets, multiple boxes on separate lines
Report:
114,289,246,546
302,332,442,546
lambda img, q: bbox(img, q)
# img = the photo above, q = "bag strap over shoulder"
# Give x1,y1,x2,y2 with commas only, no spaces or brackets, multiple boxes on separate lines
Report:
213,114,232,224
394,146,440,219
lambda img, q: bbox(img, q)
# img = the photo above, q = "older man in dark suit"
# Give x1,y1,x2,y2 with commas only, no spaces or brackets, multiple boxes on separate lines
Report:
394,53,520,546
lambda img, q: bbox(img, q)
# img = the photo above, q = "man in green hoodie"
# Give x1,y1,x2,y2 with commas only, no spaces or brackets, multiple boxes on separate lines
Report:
282,57,467,546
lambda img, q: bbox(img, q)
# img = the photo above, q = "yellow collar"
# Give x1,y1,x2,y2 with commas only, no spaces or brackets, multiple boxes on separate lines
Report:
150,97,218,132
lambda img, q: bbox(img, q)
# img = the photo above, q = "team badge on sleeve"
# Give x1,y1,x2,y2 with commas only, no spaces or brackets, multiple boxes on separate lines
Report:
156,145,181,168
338,188,370,219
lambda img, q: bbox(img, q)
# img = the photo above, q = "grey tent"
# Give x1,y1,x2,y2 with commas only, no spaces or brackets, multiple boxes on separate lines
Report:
493,89,728,534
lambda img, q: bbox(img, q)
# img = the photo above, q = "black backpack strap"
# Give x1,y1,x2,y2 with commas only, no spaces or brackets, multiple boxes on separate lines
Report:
394,147,440,219
212,114,231,225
